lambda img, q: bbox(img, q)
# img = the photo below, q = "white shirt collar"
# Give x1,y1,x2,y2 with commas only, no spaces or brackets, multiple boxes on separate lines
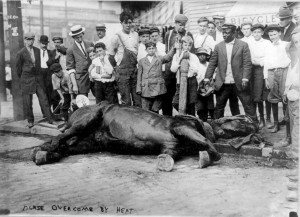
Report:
226,38,235,45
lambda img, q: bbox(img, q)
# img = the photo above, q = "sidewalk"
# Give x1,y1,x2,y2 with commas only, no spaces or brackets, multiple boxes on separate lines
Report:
0,93,292,167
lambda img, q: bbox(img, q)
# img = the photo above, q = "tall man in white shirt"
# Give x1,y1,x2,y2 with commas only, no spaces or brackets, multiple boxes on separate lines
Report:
204,24,257,123
240,21,254,44
39,35,52,107
264,24,291,133
248,24,273,129
194,17,215,51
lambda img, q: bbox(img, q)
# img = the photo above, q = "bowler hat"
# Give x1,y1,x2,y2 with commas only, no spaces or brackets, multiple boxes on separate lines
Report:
175,14,188,24
50,63,62,73
251,23,265,31
52,36,63,42
39,35,49,44
69,25,85,37
277,5,293,19
265,24,284,33
24,32,35,39
96,23,106,30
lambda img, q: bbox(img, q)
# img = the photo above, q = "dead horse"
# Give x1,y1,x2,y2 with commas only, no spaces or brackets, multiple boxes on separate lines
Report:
31,101,221,171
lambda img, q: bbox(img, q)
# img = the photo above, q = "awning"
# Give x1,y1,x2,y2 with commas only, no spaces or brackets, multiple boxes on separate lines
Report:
135,1,180,26
225,1,284,25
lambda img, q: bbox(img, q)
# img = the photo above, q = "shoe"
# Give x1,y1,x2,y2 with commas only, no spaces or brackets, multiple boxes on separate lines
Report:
287,182,298,191
271,122,279,133
279,118,286,126
286,191,298,202
27,122,34,128
266,118,273,129
259,118,265,129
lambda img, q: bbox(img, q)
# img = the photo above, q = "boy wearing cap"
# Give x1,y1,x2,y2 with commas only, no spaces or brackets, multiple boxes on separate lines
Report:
264,24,291,133
163,14,194,116
137,41,176,113
108,12,141,107
248,24,273,129
204,23,257,123
150,27,166,57
170,36,201,116
50,63,73,123
195,47,214,121
137,28,150,62
16,32,53,127
90,42,118,104
212,15,225,44
194,17,215,52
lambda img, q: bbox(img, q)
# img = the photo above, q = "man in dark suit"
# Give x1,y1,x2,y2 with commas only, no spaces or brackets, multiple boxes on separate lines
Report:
204,24,257,123
16,32,53,128
66,25,94,102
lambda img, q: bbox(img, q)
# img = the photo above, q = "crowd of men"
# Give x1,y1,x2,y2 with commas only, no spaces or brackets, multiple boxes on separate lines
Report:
15,4,299,202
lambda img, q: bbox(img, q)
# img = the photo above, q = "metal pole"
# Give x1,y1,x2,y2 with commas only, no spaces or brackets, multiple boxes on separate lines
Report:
0,0,7,102
7,0,24,120
40,0,44,35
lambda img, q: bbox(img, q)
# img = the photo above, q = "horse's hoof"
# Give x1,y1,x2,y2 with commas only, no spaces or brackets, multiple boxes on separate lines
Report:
30,147,42,162
157,154,174,172
199,151,212,168
35,151,49,165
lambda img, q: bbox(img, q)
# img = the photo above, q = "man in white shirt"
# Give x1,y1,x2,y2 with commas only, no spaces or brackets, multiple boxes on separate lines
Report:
108,12,141,107
39,35,52,107
194,17,215,51
264,24,291,133
137,28,150,62
212,15,225,44
248,24,272,129
95,24,110,50
240,21,254,44
207,21,217,41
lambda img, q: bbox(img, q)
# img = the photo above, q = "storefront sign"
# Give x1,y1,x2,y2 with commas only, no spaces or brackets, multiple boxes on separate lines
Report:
228,14,279,25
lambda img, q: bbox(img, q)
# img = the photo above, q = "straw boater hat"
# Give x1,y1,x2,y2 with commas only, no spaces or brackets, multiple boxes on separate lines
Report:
69,25,85,37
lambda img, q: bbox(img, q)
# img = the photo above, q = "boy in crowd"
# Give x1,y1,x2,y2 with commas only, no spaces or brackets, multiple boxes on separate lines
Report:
195,47,214,121
171,36,201,116
264,24,291,133
137,41,175,113
137,28,151,62
90,42,118,104
50,63,73,124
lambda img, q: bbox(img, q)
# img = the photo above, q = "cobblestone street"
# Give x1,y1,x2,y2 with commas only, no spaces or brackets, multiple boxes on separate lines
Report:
0,133,295,217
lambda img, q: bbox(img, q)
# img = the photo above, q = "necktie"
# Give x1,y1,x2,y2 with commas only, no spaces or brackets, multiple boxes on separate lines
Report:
79,43,87,56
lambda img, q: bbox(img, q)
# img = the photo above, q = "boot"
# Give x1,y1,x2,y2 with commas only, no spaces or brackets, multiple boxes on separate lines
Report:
266,118,273,129
259,117,265,129
271,121,279,133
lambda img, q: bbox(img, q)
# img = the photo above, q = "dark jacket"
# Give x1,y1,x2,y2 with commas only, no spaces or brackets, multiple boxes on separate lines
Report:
16,46,43,94
205,39,252,92
281,22,296,42
46,49,59,67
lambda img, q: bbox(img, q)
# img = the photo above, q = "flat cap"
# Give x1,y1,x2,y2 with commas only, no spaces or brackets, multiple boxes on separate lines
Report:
291,26,300,35
145,41,156,48
197,17,209,23
52,36,63,42
196,47,211,55
265,24,284,33
24,32,35,39
50,63,62,73
277,5,293,19
138,28,150,36
175,14,188,24
96,23,106,30
221,23,237,31
212,15,225,20
150,26,160,34
251,23,265,31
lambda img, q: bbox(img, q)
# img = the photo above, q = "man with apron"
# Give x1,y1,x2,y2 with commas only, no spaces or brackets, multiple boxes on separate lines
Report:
108,12,141,107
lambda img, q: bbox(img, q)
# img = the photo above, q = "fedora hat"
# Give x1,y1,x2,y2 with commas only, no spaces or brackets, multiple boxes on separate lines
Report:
277,5,293,19
69,25,85,37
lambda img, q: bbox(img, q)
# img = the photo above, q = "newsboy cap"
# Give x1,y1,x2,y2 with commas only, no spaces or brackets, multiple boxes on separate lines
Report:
277,5,293,19
221,23,237,31
196,47,211,56
52,36,63,42
145,41,156,48
96,23,106,30
265,24,284,33
24,32,35,39
50,63,62,73
197,17,209,23
251,23,265,31
138,28,150,36
212,15,225,20
150,26,160,34
175,14,188,24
